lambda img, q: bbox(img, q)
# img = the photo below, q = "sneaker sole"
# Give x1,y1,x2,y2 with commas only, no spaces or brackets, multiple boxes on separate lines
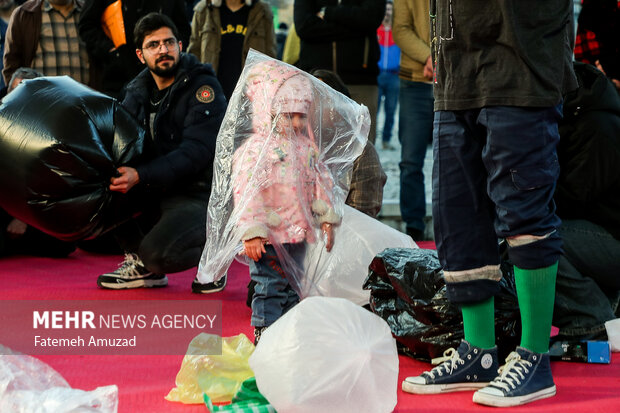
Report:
98,276,169,290
472,385,556,407
402,380,489,394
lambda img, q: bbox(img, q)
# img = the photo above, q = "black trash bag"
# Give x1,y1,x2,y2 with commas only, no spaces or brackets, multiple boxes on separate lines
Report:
0,76,145,241
363,248,521,362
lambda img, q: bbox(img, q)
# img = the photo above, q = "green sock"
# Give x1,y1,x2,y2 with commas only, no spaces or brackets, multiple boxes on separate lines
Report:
515,262,558,354
461,296,495,349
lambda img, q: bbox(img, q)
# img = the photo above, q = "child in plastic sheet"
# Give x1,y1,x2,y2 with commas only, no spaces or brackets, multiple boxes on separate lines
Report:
233,62,342,343
195,51,369,342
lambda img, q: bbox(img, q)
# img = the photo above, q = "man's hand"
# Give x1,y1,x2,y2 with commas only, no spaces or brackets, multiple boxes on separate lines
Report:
423,55,433,81
321,222,334,252
109,166,140,193
244,237,267,261
6,218,27,238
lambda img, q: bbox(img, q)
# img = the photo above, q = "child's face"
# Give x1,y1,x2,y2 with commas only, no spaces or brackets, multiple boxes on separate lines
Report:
276,112,308,136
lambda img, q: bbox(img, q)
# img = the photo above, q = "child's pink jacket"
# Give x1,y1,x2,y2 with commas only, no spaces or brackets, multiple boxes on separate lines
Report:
231,61,339,245
232,132,338,245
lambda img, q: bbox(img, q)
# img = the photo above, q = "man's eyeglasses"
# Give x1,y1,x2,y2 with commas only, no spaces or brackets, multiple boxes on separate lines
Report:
142,38,178,53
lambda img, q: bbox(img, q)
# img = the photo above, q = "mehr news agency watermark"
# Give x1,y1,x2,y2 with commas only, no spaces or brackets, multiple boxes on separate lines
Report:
32,309,217,348
0,300,223,355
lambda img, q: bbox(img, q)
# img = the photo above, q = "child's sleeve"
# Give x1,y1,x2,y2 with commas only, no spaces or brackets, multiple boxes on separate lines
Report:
232,140,270,240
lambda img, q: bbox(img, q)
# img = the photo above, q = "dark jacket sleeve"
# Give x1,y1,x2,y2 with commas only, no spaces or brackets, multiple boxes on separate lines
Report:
294,0,384,42
3,11,24,85
3,6,37,85
262,3,277,58
78,0,116,61
135,74,226,188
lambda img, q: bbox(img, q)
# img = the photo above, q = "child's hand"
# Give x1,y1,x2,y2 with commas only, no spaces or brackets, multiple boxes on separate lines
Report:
244,237,267,261
321,222,334,252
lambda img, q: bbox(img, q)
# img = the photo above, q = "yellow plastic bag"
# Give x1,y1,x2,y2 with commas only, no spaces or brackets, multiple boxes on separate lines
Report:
166,333,255,404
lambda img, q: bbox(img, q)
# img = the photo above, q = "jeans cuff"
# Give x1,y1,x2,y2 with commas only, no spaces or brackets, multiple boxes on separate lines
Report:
508,233,562,269
446,279,500,304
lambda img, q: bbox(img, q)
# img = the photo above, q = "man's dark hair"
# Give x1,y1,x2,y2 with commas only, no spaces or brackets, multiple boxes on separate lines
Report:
134,12,180,49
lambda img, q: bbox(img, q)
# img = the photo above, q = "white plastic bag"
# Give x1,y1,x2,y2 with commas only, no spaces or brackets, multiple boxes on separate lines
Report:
249,296,398,413
302,205,416,305
0,345,118,413
605,318,620,352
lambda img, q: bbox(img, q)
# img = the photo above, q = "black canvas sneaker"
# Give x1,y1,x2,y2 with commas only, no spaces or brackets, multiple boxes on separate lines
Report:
402,340,499,394
473,347,556,407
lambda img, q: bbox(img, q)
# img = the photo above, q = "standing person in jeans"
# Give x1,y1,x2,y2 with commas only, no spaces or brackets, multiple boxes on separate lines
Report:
97,12,226,290
402,0,577,408
376,0,399,151
392,0,433,241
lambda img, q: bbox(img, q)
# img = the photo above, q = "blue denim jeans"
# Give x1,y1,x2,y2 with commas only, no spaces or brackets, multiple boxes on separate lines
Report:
398,80,434,232
250,243,305,327
554,219,620,338
432,106,563,303
377,71,400,143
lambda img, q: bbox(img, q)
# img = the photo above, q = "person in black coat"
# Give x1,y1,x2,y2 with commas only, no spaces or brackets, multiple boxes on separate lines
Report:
294,0,384,143
553,62,620,341
96,13,226,290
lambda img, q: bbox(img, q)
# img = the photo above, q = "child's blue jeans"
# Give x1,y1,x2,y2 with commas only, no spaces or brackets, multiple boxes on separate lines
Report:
250,243,305,327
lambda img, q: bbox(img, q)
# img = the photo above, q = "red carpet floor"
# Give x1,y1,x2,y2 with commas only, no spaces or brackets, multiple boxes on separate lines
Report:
1,245,619,412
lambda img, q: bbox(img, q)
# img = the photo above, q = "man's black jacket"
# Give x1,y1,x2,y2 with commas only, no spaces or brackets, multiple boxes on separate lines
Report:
556,62,620,239
122,53,226,194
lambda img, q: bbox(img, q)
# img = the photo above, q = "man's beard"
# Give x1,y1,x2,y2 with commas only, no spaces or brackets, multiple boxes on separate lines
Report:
149,55,178,78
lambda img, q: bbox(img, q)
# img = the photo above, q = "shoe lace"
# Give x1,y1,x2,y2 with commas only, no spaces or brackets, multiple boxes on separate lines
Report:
115,253,145,278
489,351,533,391
426,347,465,379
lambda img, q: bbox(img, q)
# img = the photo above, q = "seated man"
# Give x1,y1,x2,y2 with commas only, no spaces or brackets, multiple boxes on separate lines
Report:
96,13,226,289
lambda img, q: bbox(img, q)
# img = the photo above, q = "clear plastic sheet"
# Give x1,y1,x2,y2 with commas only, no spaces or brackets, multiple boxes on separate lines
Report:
0,345,118,413
197,50,369,296
301,205,416,305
